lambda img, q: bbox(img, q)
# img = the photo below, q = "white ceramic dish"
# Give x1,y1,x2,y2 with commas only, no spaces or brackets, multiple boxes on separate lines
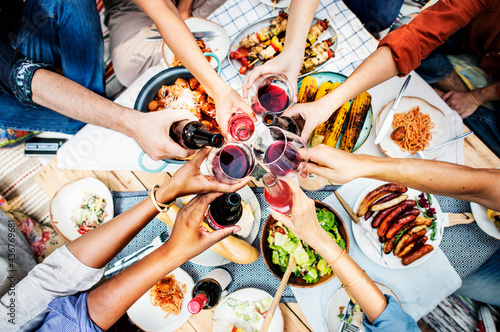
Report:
166,185,261,266
163,17,229,69
376,97,449,159
326,282,399,331
127,268,194,332
259,0,291,8
50,177,114,241
213,288,284,332
352,179,444,269
471,203,500,240
228,16,338,78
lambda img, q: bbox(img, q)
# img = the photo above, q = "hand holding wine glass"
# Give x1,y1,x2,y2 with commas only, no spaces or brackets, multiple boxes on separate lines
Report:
246,74,294,117
206,141,256,184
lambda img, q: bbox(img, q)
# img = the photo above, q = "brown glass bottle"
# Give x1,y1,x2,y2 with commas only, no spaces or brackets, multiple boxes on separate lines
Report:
187,268,232,314
206,193,243,230
262,112,300,135
170,120,224,150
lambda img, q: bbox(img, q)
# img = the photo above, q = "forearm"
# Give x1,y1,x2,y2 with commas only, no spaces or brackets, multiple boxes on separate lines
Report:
473,84,500,104
31,69,138,137
87,241,187,330
135,0,228,96
362,156,500,210
282,0,320,52
314,231,387,323
66,181,179,268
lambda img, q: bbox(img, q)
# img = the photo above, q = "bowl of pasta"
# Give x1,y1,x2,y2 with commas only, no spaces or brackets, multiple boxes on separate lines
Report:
376,96,449,159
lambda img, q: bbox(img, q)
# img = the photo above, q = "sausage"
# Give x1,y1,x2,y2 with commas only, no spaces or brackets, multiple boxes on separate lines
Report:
385,214,417,239
365,193,401,219
384,236,397,254
377,200,416,237
371,205,398,228
399,208,420,219
397,235,427,258
414,216,433,226
357,183,407,217
402,244,434,265
371,194,408,212
393,230,427,256
379,235,386,243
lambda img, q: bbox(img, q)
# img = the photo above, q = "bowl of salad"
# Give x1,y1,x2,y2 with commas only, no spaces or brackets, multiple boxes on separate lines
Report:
260,200,349,288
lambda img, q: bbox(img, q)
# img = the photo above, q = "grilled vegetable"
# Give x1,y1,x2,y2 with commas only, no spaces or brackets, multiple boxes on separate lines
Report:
314,81,340,101
297,76,318,103
340,91,371,152
308,81,341,146
322,101,351,148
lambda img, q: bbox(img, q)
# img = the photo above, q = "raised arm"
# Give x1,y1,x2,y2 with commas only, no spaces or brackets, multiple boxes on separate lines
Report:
134,0,255,137
305,145,500,211
242,0,321,100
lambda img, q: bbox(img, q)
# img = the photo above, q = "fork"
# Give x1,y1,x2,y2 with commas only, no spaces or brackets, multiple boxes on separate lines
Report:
344,324,360,332
411,131,473,159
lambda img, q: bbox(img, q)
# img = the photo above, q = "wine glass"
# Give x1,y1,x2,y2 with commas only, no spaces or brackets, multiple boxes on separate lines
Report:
206,141,256,184
252,126,309,179
247,74,293,116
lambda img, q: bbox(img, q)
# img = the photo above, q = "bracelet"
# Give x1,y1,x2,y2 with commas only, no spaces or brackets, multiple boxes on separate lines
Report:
149,185,175,213
341,270,367,289
327,250,346,268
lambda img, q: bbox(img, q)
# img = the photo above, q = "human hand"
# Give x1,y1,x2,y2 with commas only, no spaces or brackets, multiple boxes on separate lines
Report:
213,84,256,138
168,193,240,259
442,90,481,118
157,147,248,200
242,50,303,102
132,108,198,160
304,145,368,184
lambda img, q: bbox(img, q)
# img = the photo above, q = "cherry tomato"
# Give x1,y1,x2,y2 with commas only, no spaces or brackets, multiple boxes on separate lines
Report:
229,51,235,58
320,19,327,30
233,47,249,59
248,63,254,70
240,57,249,66
278,228,285,235
327,49,333,58
239,66,247,75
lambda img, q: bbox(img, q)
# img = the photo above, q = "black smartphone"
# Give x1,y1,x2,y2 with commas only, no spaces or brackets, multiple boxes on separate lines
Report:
24,137,67,157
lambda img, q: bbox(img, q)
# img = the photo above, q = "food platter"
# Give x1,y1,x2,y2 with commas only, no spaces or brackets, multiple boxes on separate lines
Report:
471,203,500,240
212,288,284,332
228,16,338,78
165,185,261,266
162,17,229,70
259,0,291,9
376,96,449,159
127,268,194,332
352,180,444,269
50,177,114,241
297,71,373,152
325,282,399,331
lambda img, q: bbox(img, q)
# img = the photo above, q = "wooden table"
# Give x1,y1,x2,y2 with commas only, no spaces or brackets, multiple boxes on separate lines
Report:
34,127,499,332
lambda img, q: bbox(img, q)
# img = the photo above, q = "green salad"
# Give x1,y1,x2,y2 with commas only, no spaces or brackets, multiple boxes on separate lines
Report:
268,208,346,283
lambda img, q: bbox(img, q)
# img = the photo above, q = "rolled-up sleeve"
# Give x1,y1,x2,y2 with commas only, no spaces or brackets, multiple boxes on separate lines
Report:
0,41,54,106
378,0,486,76
363,295,420,332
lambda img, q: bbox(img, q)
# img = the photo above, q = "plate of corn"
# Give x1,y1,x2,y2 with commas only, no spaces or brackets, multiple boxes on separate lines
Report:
297,72,373,152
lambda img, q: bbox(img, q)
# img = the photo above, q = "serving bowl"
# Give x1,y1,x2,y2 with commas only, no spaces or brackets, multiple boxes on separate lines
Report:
260,200,350,288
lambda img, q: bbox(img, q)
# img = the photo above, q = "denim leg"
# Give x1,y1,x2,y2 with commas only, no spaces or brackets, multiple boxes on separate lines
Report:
13,0,105,96
415,53,455,84
343,0,404,33
463,105,500,158
455,249,500,306
0,91,85,134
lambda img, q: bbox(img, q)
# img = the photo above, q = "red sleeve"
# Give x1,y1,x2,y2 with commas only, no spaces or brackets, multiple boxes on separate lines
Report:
378,0,487,76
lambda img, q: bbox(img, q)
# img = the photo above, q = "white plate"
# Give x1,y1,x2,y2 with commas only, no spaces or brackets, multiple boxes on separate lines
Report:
259,0,291,8
376,97,449,159
167,185,261,266
213,288,284,332
163,17,229,69
50,177,114,241
352,180,444,269
127,268,194,332
228,16,338,78
326,282,399,332
471,203,500,240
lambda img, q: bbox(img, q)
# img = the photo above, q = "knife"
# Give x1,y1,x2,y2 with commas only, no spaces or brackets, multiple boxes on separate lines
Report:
146,30,220,41
338,299,355,332
104,231,169,276
374,75,412,145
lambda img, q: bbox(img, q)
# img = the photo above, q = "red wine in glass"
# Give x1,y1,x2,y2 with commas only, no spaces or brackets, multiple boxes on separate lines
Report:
264,141,301,177
229,113,255,141
212,144,254,181
257,84,290,114
263,173,293,215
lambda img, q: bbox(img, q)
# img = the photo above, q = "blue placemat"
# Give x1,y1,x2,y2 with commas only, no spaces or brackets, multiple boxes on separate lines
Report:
107,188,500,302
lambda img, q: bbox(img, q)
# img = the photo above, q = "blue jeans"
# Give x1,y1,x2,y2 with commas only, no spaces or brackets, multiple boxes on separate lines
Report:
464,105,500,158
455,249,500,306
0,0,103,133
343,0,404,34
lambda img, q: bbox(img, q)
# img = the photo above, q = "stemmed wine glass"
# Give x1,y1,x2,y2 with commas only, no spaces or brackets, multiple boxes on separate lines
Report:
252,126,309,179
206,141,256,184
247,74,293,117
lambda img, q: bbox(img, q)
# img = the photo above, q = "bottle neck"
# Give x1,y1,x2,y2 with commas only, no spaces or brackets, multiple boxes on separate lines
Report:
182,121,224,149
263,173,283,197
187,292,208,314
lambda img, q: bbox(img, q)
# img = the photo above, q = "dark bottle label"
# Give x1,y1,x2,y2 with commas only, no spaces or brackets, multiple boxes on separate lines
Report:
207,193,242,229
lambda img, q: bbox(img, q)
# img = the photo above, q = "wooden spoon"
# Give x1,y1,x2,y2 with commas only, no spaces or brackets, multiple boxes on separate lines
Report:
260,256,296,332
